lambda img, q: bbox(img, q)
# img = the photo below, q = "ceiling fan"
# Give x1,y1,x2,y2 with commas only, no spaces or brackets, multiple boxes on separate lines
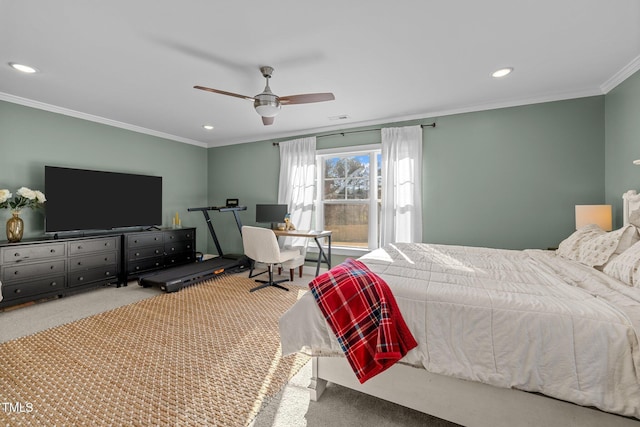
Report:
194,66,335,126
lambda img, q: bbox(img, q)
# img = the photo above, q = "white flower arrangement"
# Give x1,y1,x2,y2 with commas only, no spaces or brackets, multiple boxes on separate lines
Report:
0,187,46,212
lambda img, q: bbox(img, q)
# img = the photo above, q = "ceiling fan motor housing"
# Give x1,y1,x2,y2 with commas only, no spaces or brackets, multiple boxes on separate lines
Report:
254,91,281,117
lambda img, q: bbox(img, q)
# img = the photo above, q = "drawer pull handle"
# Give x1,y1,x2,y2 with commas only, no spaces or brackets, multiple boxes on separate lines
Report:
104,242,110,247
155,250,160,254
135,252,140,256
50,249,55,253
135,266,140,271
14,289,21,294
154,237,159,241
50,265,55,269
50,282,57,287
155,262,160,267
134,240,138,243
169,235,174,239
105,272,111,276
14,253,20,257
77,246,82,250
77,262,82,266
14,271,18,275
78,276,84,281
104,257,108,261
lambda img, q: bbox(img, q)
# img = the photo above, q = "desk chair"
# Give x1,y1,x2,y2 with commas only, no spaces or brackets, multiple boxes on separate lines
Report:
278,242,308,281
242,226,303,292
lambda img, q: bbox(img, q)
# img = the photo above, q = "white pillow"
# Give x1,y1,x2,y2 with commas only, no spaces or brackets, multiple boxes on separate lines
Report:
556,224,605,264
603,240,640,287
629,210,640,228
614,225,640,255
557,224,603,252
556,224,639,268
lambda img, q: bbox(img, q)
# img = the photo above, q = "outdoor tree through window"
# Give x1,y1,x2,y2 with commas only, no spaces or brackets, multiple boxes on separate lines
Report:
316,146,381,249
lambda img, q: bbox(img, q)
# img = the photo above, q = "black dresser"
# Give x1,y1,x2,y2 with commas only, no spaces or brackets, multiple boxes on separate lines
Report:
0,227,197,309
122,227,196,283
0,234,121,308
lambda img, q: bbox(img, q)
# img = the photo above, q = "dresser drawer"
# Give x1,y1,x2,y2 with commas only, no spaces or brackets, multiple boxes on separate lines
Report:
126,233,163,248
128,246,164,261
68,252,118,271
128,257,163,274
165,252,195,266
2,259,66,283
164,229,195,242
68,237,119,255
164,240,193,255
1,275,66,301
2,243,66,264
67,266,118,287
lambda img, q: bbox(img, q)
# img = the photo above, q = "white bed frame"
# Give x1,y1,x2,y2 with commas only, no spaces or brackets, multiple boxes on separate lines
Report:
309,356,640,427
623,190,640,226
307,191,640,427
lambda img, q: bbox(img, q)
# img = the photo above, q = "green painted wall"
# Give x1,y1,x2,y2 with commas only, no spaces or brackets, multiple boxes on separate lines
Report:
605,69,640,227
425,98,604,249
204,139,278,256
1,91,615,258
0,101,210,251
208,96,606,253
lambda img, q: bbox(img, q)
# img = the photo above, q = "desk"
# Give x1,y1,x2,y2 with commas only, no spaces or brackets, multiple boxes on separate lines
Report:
273,230,332,276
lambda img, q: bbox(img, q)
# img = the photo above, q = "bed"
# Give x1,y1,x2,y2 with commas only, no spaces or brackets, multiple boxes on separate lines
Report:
279,191,640,427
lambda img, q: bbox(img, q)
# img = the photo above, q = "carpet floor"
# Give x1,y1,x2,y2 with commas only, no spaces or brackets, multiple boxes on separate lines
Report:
0,275,309,426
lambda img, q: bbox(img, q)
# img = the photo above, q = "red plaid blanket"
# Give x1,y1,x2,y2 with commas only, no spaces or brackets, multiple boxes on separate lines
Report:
309,258,418,383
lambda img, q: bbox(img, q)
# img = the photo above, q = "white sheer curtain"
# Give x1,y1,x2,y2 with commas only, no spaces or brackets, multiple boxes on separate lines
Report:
277,136,316,246
380,125,423,246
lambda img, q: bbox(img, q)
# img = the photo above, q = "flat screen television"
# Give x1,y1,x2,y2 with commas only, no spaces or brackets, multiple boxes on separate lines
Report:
45,166,162,233
255,204,288,227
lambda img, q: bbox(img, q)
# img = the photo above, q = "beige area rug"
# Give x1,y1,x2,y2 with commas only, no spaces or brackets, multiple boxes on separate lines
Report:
0,275,309,426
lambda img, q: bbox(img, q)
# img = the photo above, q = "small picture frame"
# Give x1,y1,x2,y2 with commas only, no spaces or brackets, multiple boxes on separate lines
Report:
226,198,239,207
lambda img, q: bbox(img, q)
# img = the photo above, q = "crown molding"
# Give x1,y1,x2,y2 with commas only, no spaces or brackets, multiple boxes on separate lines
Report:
209,87,604,148
0,92,208,148
3,58,635,150
600,54,640,94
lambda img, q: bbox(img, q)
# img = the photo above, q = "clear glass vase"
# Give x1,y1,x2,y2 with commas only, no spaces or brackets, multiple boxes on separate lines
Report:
6,211,24,243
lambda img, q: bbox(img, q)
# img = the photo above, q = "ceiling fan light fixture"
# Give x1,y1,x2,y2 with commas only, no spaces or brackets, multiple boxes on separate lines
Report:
202,125,214,130
255,103,281,117
254,95,281,117
492,67,513,78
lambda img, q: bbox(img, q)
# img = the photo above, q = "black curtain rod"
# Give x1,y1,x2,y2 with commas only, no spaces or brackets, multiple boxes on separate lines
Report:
272,123,436,146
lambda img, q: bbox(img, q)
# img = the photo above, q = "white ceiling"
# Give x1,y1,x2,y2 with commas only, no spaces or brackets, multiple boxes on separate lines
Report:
1,1,639,148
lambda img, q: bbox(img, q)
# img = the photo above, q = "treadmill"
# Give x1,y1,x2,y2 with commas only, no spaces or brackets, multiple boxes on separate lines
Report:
139,205,249,292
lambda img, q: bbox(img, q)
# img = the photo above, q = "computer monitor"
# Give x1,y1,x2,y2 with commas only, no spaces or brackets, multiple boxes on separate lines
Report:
255,204,288,228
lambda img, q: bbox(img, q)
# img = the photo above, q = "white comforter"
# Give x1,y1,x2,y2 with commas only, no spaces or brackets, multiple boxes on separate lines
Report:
279,243,640,418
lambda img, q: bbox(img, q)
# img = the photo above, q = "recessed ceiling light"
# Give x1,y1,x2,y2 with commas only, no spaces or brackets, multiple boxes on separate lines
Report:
202,125,214,130
492,67,513,78
9,62,39,74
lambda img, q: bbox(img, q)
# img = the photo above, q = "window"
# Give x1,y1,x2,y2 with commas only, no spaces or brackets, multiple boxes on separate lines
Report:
315,145,381,250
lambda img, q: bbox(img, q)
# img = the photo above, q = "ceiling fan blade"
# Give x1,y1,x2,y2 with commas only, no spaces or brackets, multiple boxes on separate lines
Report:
262,116,275,126
279,93,335,105
193,85,255,101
